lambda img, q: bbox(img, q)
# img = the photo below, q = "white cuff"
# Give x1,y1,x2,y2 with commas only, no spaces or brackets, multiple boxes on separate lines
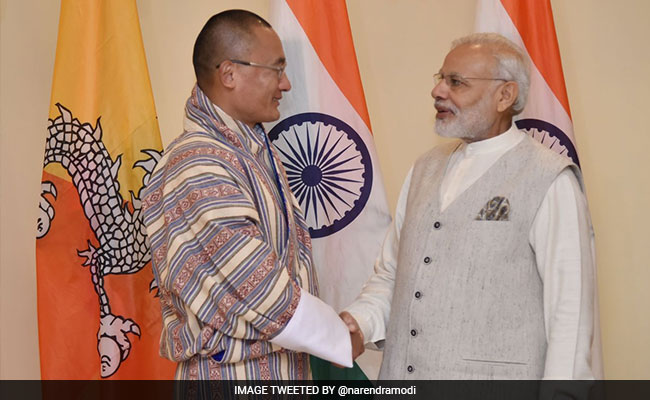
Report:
345,309,385,348
270,288,352,367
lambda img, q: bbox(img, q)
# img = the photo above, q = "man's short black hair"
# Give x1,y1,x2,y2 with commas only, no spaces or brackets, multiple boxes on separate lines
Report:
192,9,272,87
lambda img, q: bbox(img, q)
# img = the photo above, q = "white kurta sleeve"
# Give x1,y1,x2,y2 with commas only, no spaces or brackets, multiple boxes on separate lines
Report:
344,167,413,347
530,168,597,379
270,288,352,367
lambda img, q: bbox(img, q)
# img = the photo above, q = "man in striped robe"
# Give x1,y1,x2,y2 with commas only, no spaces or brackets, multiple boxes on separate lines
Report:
141,10,354,380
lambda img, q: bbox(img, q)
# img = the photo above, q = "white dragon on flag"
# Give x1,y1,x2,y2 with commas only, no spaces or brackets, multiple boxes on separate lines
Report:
37,104,161,378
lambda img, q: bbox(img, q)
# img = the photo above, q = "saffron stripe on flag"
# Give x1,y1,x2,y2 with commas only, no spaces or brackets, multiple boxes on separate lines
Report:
286,0,372,131
500,0,572,117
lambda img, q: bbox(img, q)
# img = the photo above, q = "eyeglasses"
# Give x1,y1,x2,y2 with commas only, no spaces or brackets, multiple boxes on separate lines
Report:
434,72,508,90
217,59,286,79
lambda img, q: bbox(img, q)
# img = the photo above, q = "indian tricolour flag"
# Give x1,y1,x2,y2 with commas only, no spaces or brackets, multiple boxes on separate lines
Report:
267,0,391,379
475,0,603,377
475,0,581,166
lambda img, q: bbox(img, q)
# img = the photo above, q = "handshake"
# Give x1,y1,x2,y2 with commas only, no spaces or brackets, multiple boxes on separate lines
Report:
333,311,365,368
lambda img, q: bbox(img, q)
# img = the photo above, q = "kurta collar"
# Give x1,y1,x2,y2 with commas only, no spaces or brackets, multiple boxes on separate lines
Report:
461,123,524,157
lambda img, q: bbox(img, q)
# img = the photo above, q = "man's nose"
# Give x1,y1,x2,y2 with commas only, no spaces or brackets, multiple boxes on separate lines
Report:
431,79,447,100
279,72,291,91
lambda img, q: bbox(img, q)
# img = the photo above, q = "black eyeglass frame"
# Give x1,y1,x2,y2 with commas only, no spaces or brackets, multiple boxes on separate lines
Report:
216,59,286,79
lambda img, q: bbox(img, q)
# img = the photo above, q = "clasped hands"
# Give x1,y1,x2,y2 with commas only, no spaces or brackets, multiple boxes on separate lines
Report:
333,311,365,368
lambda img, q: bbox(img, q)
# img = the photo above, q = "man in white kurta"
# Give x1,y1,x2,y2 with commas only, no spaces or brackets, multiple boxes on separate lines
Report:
342,33,601,381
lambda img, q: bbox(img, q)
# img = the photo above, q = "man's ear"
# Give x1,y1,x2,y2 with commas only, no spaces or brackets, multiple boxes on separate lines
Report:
218,61,236,89
496,81,518,113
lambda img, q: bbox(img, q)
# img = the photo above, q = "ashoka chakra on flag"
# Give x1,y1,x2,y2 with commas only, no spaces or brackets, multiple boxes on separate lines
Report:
269,112,373,238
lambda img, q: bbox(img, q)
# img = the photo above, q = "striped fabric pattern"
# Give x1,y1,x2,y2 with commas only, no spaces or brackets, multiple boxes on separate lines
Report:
142,85,317,379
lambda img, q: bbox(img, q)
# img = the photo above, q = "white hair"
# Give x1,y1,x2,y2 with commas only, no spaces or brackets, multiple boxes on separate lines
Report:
451,33,531,115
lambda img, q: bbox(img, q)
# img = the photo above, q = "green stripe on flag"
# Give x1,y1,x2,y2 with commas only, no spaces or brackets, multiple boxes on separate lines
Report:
310,355,368,380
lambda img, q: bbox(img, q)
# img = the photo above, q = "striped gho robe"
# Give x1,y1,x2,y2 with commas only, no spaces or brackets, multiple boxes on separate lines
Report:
142,85,318,379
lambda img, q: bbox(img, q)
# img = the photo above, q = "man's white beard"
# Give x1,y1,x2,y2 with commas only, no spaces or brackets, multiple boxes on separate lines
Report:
435,94,494,142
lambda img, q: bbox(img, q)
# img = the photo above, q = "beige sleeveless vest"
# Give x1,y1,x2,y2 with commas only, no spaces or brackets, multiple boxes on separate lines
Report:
379,135,580,379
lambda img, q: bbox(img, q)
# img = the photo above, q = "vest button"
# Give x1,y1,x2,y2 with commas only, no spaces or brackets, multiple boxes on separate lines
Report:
423,256,431,264
407,365,414,373
410,329,418,337
434,221,442,229
414,291,421,299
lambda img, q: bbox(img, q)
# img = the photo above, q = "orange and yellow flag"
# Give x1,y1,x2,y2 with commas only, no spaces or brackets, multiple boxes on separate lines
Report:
36,0,175,379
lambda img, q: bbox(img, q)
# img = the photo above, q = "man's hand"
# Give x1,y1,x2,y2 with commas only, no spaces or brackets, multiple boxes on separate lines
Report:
335,311,365,368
